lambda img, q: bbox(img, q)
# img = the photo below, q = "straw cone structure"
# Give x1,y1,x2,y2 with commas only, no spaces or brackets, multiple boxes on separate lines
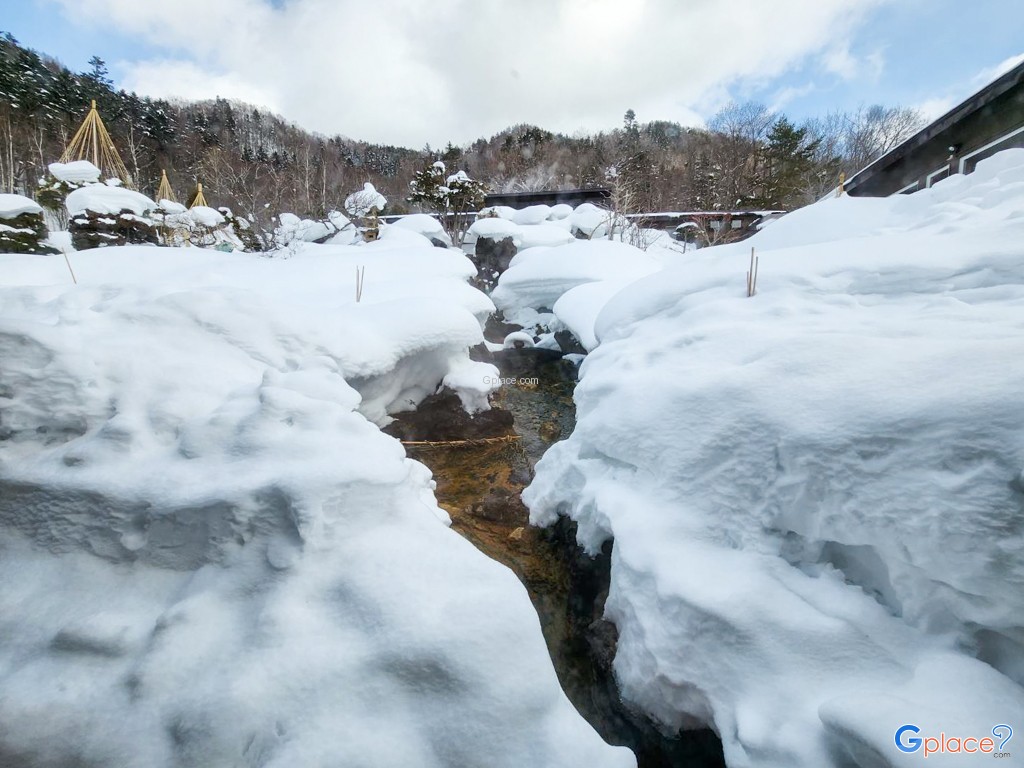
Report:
60,100,133,187
190,182,208,208
157,169,176,204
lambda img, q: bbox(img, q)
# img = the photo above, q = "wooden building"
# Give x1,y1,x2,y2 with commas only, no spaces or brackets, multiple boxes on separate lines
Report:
482,188,612,208
845,60,1024,197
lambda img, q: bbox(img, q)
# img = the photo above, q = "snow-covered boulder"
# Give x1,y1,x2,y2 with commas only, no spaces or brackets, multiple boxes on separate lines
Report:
48,160,102,185
468,218,523,292
66,185,156,218
517,223,576,250
478,205,517,220
390,213,452,248
0,243,635,768
0,194,56,255
524,149,1024,768
548,203,573,220
66,185,158,250
512,204,552,225
568,203,610,239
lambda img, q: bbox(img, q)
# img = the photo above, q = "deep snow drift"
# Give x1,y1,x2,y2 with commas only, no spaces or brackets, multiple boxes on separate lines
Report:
517,150,1024,768
0,238,634,767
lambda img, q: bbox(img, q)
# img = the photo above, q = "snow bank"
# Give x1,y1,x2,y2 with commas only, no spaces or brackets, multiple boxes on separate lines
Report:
524,150,1024,768
0,242,633,768
493,239,664,318
512,204,552,225
48,160,101,185
188,205,225,227
568,203,609,238
0,193,43,219
390,213,452,247
517,223,576,250
66,185,156,217
468,217,523,244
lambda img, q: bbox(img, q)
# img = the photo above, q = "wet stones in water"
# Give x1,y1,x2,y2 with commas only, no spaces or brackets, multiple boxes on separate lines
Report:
538,421,561,442
554,329,587,356
494,346,576,383
484,313,524,344
381,388,514,443
471,235,518,292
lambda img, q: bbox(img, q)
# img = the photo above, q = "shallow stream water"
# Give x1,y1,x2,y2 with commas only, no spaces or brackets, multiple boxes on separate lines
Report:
403,348,725,768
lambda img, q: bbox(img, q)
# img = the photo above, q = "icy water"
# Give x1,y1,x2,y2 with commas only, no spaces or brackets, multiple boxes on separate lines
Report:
405,349,725,768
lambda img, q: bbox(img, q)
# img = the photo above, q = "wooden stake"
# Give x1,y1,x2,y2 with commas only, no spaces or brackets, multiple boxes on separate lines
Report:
746,247,759,297
62,250,77,285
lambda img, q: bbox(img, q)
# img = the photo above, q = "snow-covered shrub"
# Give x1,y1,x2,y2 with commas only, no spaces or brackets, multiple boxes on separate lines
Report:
408,161,486,247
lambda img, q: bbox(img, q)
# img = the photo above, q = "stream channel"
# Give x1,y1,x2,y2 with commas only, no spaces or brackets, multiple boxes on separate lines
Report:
385,323,726,768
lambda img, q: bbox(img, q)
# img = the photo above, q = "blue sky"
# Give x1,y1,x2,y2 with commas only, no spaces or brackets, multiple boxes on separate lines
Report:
2,0,1022,146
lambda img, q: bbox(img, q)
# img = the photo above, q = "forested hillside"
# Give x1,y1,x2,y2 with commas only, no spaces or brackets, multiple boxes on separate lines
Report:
1,30,923,230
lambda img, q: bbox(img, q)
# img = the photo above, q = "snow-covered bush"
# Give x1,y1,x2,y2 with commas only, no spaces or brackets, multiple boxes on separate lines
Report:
408,161,486,247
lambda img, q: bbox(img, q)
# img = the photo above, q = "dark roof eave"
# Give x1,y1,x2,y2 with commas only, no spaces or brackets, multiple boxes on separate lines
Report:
846,59,1024,189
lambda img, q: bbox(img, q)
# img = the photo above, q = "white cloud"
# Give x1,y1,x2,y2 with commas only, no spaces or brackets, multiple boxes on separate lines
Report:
912,96,955,122
50,0,892,147
821,42,885,82
120,59,281,111
971,51,1024,88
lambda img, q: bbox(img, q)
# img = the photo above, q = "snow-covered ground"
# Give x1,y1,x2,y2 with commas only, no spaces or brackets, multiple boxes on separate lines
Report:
514,150,1024,767
0,238,634,767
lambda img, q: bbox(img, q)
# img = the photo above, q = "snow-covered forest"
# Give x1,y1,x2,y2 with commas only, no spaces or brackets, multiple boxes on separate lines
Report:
1,31,922,233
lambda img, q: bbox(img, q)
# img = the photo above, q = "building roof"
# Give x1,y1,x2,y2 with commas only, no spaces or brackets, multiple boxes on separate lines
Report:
845,59,1024,195
483,188,611,208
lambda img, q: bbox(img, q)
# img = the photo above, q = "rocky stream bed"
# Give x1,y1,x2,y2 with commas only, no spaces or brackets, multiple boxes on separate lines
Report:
385,334,726,768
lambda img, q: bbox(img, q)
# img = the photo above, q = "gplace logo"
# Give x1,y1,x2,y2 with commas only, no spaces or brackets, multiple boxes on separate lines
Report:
895,724,1013,758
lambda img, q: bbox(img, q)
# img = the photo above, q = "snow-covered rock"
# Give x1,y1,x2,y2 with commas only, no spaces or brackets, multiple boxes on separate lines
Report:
517,223,576,251
568,203,610,238
0,241,634,768
478,205,517,221
188,205,225,228
47,160,102,185
512,204,552,225
468,217,523,245
548,203,574,221
65,185,156,217
0,193,43,219
0,194,55,255
390,214,452,248
523,149,1024,768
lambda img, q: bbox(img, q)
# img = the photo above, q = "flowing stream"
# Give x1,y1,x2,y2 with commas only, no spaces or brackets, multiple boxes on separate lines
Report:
398,345,726,768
